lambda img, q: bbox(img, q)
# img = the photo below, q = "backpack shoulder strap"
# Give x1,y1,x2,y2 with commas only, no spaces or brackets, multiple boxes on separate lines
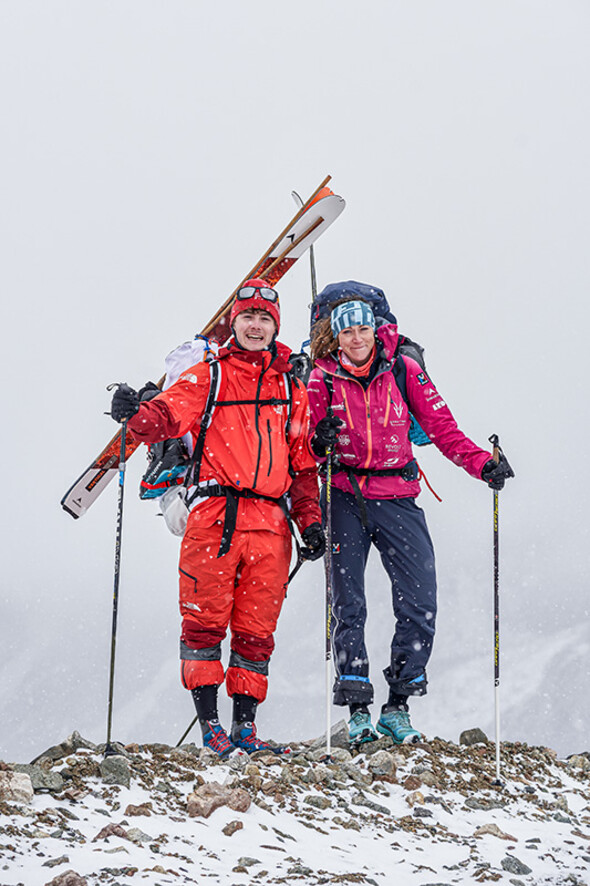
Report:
186,359,221,488
392,353,409,407
283,371,294,438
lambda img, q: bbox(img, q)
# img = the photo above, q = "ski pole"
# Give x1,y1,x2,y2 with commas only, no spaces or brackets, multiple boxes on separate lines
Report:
323,438,334,760
292,190,318,300
104,390,129,756
489,433,502,784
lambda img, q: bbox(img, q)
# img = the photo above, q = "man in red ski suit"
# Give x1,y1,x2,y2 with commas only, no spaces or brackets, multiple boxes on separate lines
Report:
111,280,324,756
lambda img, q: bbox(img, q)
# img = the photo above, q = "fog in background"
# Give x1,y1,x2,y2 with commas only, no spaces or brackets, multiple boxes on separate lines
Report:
1,1,589,762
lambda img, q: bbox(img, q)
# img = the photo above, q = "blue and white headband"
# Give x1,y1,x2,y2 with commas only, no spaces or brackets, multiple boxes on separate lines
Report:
330,300,376,337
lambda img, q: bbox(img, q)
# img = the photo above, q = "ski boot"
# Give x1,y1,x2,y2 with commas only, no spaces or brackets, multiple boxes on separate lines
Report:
348,710,379,747
231,721,291,755
201,719,235,758
376,708,422,745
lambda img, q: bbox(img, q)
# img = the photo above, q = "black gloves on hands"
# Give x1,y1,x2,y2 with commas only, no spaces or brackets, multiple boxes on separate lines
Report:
311,415,343,456
138,381,161,402
481,453,515,490
110,384,140,423
301,522,326,561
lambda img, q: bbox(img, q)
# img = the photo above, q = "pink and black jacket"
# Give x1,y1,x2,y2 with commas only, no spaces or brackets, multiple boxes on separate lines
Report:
307,324,490,500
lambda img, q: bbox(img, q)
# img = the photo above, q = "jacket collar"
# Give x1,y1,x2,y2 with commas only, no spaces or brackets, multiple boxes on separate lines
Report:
218,338,293,373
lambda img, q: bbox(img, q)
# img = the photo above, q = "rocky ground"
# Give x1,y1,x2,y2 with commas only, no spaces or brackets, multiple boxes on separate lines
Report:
0,723,589,886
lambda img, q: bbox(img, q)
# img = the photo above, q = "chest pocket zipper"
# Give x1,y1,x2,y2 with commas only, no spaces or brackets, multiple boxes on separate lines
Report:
267,419,273,476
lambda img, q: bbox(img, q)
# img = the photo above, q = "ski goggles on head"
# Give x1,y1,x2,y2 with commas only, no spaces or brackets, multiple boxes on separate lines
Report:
236,285,280,303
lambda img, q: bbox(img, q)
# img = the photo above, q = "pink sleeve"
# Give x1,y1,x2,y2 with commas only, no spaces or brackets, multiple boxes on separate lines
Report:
404,358,490,480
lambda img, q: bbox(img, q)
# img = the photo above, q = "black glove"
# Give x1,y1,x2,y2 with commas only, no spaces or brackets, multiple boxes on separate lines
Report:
311,415,343,456
481,453,515,490
301,522,326,561
289,352,312,385
138,381,161,402
110,384,140,423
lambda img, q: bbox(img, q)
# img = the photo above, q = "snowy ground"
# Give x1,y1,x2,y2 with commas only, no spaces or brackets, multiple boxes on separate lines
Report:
1,727,589,886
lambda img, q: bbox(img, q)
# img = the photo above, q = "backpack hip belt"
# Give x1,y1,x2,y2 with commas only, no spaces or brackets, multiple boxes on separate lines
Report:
332,459,418,527
185,482,294,558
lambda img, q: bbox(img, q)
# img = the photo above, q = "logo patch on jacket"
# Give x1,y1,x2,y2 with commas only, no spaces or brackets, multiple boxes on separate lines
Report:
180,372,198,384
417,372,429,385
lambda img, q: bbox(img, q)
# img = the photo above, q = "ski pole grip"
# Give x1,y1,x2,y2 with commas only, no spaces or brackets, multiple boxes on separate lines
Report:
489,433,500,465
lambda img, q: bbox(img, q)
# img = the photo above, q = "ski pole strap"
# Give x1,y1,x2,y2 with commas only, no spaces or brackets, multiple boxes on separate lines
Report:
185,483,294,558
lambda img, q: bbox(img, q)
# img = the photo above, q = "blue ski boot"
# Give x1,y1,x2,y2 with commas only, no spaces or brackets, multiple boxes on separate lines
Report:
231,721,291,755
348,710,379,747
201,719,235,758
376,708,422,745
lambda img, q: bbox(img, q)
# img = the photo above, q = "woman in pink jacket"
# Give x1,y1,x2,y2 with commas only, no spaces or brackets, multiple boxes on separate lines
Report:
307,286,513,746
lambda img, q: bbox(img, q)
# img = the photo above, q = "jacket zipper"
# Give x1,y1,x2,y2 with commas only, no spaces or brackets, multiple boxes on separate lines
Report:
266,419,273,476
251,365,266,489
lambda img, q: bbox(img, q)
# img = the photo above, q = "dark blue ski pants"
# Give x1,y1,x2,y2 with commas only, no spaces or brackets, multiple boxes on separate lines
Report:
325,487,437,707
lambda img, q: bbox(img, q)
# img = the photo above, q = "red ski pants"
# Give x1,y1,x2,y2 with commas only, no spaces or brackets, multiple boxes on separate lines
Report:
178,522,291,703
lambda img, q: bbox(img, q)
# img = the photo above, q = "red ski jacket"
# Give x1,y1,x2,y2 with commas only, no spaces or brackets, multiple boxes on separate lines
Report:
308,324,490,499
129,340,321,535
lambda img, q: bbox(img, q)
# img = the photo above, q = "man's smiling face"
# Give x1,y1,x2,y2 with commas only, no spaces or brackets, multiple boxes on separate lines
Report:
233,309,277,351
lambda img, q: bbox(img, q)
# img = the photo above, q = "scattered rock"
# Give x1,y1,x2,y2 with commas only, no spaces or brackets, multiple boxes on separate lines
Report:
124,801,152,816
11,763,64,793
99,754,131,788
223,819,244,836
126,827,152,843
43,871,89,886
31,731,97,764
367,750,396,777
304,794,332,810
92,823,130,842
187,781,251,818
351,791,390,814
0,770,34,804
474,823,517,841
42,855,70,868
405,790,425,807
567,754,590,771
465,796,506,811
310,719,350,750
238,856,261,867
501,855,533,875
459,728,489,746
309,746,352,763
403,775,422,791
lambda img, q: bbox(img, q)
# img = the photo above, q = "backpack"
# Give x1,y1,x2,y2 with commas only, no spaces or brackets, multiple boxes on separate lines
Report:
309,281,431,447
309,280,397,331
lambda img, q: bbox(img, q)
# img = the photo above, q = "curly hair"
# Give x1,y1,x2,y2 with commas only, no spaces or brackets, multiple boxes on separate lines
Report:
310,297,371,364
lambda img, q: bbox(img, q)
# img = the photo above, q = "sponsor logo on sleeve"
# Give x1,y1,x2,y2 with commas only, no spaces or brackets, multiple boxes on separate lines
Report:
432,400,446,411
180,372,198,384
417,373,429,385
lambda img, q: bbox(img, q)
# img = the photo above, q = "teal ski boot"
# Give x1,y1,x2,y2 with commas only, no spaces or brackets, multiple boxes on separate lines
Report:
348,710,379,747
376,708,422,745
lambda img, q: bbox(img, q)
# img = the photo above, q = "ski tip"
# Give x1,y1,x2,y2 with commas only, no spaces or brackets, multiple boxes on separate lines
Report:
61,501,81,520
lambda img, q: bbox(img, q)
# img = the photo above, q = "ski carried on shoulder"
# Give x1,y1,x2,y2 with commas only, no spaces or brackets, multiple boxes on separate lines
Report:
61,176,345,520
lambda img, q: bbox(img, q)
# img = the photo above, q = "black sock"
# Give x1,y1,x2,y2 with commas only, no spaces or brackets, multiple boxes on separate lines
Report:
232,693,258,727
349,703,370,716
191,685,219,733
383,692,409,713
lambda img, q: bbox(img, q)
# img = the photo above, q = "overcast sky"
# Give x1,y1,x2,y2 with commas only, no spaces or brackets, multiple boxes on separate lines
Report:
1,1,589,762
